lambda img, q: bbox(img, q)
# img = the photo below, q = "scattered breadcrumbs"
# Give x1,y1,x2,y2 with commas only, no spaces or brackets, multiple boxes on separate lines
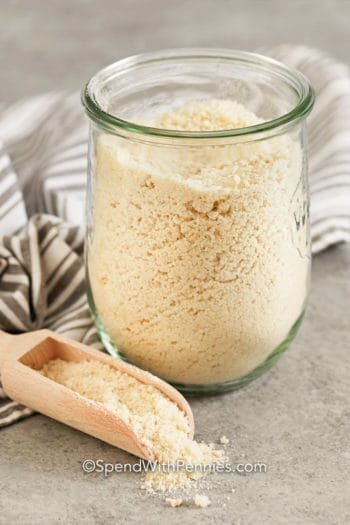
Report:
219,436,230,445
194,494,211,508
165,498,183,508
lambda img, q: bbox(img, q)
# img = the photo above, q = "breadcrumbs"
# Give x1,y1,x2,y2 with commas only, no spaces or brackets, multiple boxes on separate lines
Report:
40,359,223,493
89,99,307,386
165,498,183,507
193,494,211,508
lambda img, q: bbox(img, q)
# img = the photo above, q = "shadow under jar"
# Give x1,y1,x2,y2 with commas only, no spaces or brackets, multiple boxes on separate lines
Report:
82,48,314,394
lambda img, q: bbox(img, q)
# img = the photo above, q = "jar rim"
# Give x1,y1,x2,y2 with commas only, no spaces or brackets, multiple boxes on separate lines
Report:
81,48,315,140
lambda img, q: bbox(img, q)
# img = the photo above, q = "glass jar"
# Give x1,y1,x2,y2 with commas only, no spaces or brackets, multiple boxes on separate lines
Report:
82,48,314,394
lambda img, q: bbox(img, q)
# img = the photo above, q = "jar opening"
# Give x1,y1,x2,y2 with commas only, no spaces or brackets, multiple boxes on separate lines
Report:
82,48,314,141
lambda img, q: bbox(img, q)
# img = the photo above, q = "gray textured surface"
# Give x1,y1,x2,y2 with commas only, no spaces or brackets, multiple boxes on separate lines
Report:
1,0,350,100
0,1,349,524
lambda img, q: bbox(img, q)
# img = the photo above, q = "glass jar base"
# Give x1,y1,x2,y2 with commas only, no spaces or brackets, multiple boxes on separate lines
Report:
172,311,305,394
88,285,305,395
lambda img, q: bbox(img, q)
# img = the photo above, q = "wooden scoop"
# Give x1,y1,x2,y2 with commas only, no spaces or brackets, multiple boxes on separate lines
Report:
0,329,194,460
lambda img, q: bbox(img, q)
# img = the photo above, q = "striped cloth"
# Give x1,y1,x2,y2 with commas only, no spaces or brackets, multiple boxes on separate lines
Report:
0,45,349,427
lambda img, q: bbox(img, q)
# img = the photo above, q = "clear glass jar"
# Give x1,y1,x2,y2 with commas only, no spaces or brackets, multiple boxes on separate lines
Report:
82,48,314,394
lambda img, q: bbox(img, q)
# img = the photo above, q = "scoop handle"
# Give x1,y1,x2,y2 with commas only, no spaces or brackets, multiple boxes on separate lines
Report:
0,329,51,367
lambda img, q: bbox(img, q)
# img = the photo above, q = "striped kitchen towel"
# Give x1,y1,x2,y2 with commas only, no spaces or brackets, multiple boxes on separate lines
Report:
0,45,350,427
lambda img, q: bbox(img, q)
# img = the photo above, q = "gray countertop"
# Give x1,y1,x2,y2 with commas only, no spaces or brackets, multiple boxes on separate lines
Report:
0,1,349,524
